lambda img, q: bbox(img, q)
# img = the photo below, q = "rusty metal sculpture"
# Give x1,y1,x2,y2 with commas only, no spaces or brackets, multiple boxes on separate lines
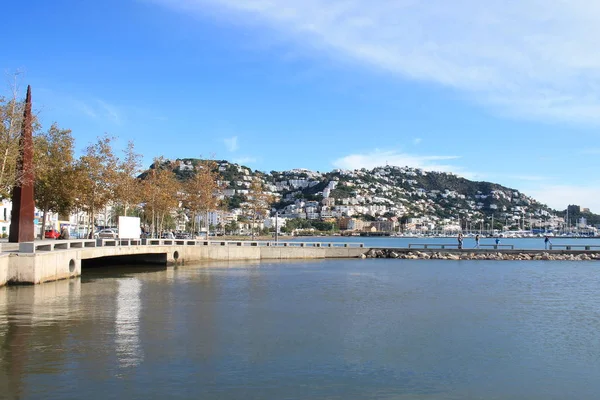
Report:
9,85,35,243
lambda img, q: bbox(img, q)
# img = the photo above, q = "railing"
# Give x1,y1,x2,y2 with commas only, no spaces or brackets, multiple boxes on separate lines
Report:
408,243,515,250
15,239,364,254
139,239,364,248
549,244,600,251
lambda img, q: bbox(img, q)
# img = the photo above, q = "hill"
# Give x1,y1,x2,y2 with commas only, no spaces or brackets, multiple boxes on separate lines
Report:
140,158,590,232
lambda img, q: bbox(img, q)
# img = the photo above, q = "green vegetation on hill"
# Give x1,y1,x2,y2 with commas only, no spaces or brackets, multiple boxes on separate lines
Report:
138,159,600,224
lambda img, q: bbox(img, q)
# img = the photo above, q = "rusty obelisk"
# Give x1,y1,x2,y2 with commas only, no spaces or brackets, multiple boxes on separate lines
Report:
9,85,35,243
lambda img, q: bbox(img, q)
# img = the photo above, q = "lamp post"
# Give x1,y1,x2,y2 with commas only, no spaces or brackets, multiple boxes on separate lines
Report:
275,212,279,242
74,198,79,239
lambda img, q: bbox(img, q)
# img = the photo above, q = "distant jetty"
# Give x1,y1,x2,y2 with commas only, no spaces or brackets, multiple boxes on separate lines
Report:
362,248,600,261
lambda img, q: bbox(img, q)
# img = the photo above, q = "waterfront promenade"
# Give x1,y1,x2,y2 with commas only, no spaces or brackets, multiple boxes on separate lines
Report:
3,236,600,287
0,238,366,287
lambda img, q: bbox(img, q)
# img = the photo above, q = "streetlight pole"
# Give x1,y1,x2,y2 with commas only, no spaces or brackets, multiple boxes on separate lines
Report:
275,212,279,242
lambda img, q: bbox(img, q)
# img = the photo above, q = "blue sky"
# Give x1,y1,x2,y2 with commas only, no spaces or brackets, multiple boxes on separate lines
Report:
4,0,600,211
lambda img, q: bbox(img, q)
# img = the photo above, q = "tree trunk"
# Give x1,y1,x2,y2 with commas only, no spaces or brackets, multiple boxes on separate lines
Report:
151,209,155,238
41,208,48,240
90,205,95,239
206,210,210,239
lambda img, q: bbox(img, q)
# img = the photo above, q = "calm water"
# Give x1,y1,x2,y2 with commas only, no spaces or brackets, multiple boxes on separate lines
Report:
1,259,600,399
290,235,600,250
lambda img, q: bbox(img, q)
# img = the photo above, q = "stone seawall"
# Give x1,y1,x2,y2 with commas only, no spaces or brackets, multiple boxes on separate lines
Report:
1,244,366,287
363,248,600,261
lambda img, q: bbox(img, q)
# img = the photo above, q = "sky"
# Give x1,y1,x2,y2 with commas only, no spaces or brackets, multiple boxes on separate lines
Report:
3,0,600,212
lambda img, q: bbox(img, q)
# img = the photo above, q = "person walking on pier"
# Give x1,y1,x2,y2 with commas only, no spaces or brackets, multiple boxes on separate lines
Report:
457,233,464,250
474,234,480,249
544,235,551,250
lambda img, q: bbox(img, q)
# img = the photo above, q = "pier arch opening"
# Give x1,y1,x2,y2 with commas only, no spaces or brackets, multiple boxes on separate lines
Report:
81,253,168,268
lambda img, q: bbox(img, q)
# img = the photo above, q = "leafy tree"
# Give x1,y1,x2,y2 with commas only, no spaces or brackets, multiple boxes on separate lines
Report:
225,220,238,235
225,193,245,210
114,140,142,216
311,221,336,232
34,123,77,238
74,135,118,235
0,77,40,198
141,157,181,237
182,160,220,235
244,178,273,239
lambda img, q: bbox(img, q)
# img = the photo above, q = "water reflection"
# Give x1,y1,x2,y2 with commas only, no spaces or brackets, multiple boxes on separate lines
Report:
115,279,142,369
1,260,600,399
0,279,82,399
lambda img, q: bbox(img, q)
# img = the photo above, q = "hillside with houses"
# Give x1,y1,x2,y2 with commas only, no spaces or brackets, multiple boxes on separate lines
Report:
160,158,591,236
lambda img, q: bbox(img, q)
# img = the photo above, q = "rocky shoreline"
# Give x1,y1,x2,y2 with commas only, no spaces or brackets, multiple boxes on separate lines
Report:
362,249,600,261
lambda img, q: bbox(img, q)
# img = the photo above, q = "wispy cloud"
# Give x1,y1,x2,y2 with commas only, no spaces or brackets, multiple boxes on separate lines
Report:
488,174,550,183
233,156,256,165
224,136,239,152
332,149,476,178
153,0,600,124
508,175,548,182
527,184,600,212
580,148,600,155
69,97,121,124
74,100,98,119
96,99,121,125
412,138,422,145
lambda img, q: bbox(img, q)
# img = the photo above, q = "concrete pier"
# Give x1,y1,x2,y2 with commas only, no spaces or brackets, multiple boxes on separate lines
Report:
0,239,366,286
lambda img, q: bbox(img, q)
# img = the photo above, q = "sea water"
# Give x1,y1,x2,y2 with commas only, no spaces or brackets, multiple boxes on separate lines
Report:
1,259,599,399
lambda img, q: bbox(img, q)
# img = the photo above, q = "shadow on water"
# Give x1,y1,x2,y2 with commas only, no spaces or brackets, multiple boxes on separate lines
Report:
81,264,168,283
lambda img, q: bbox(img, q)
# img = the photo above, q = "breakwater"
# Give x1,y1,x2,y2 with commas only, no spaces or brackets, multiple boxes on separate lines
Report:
363,248,600,261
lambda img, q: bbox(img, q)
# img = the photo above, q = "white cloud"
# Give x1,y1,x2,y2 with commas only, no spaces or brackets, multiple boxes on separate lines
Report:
527,184,600,212
487,174,549,183
74,101,98,119
223,136,239,152
332,149,476,178
154,0,600,124
507,175,548,182
233,156,256,165
580,148,600,155
412,138,422,145
97,99,121,124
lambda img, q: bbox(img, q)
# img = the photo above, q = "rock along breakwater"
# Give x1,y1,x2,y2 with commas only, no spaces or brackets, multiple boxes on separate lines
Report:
362,248,600,261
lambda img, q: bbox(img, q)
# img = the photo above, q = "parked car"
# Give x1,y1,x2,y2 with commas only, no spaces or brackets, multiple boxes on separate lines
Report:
95,228,119,239
44,229,60,239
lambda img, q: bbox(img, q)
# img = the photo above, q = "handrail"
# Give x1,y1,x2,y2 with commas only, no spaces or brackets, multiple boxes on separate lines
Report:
408,243,514,250
17,239,364,254
549,244,600,250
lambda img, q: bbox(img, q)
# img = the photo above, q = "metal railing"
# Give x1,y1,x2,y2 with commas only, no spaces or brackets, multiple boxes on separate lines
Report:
549,244,600,251
16,239,365,254
408,243,515,250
